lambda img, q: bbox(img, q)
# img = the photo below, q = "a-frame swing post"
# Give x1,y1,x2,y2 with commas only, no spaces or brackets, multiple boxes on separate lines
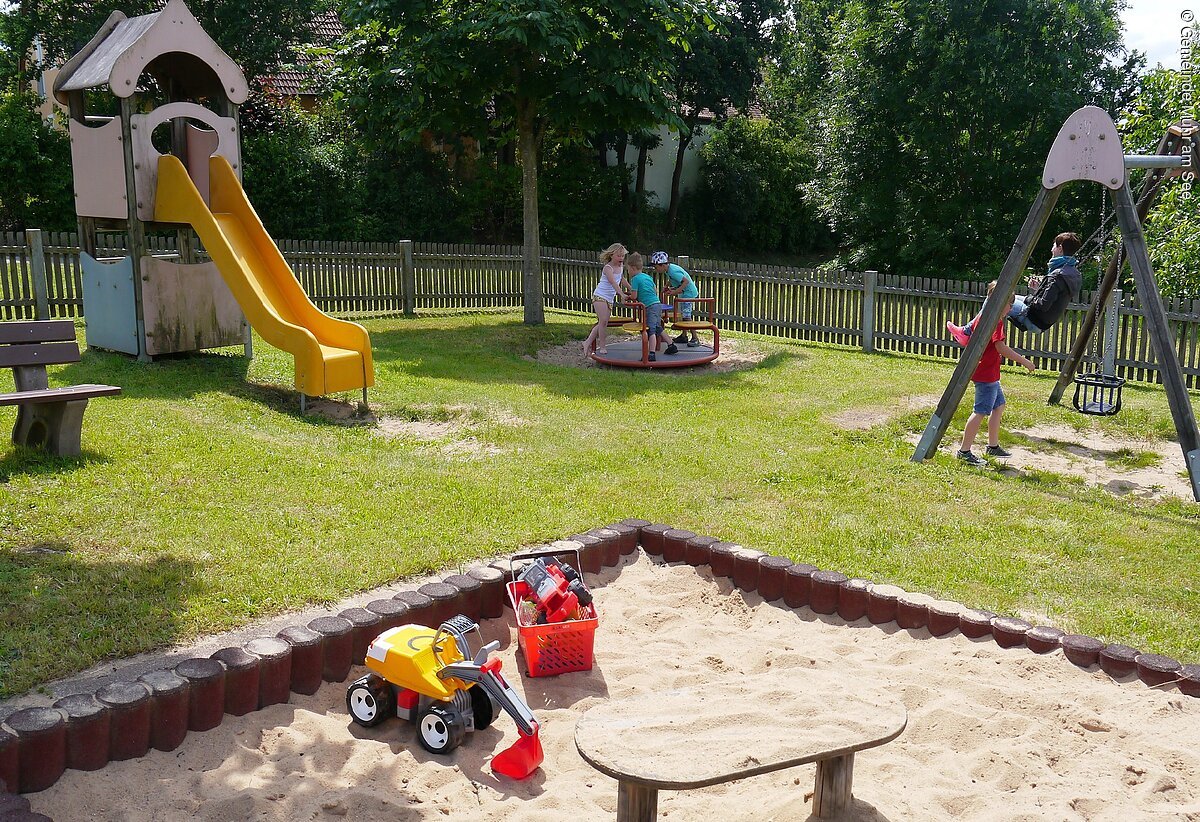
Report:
1110,182,1200,501
911,186,1060,462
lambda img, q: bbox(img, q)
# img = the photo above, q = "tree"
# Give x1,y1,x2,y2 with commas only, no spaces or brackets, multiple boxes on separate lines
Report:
663,0,780,233
1118,68,1200,298
338,0,706,324
0,89,73,230
807,0,1133,277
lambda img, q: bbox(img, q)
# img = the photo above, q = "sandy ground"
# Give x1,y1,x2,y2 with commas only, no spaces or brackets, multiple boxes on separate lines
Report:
830,395,1193,501
528,335,771,374
30,554,1200,821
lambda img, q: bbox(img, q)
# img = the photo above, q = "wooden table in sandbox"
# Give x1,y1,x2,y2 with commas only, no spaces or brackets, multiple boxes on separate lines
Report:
574,682,907,821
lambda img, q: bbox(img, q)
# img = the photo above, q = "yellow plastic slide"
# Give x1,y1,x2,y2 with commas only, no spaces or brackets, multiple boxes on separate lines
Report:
154,154,374,398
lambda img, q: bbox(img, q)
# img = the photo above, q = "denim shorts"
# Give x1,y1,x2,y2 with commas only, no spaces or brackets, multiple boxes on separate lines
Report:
973,381,1006,415
645,304,664,336
678,302,693,320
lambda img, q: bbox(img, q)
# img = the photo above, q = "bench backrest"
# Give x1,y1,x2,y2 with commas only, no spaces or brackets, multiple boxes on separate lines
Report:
0,320,81,369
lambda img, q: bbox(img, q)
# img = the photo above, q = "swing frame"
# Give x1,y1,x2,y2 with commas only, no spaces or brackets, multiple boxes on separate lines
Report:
911,108,1200,502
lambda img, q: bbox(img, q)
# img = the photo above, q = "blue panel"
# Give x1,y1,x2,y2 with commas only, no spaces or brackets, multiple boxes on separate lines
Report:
81,253,138,355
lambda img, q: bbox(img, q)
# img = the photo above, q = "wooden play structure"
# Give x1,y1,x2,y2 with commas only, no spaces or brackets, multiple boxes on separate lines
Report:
589,299,721,369
52,0,373,407
912,106,1200,501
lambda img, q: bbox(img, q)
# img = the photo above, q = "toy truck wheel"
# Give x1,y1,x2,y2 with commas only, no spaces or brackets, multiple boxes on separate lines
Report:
417,704,466,754
469,683,498,731
346,675,395,727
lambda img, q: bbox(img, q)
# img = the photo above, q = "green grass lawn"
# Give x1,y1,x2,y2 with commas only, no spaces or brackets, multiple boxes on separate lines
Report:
1,312,1198,697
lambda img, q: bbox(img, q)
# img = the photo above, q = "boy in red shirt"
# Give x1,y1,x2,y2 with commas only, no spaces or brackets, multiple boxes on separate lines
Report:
957,282,1036,466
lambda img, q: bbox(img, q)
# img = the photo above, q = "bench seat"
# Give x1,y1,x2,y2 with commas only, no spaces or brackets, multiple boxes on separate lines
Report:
0,384,123,407
0,320,122,456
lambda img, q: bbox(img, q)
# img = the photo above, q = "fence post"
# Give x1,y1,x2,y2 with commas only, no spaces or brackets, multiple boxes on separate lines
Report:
1103,287,1121,376
862,270,878,353
400,240,415,317
27,229,50,320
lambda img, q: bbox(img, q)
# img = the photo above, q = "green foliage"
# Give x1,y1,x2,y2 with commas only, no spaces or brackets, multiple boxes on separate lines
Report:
0,90,73,230
1118,68,1200,298
806,0,1132,276
537,144,631,250
241,94,469,242
688,115,832,254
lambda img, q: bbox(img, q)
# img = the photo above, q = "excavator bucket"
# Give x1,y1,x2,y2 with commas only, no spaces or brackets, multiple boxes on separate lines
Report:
491,727,544,779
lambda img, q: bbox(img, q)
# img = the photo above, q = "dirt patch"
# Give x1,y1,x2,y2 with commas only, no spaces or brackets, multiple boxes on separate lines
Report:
375,406,517,460
527,335,774,374
376,418,458,440
829,394,943,430
906,423,1193,501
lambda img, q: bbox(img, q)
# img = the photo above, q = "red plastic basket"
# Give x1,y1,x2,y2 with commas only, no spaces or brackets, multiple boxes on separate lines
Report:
507,549,599,677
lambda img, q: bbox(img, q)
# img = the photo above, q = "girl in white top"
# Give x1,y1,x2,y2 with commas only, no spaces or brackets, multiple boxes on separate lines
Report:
585,242,630,356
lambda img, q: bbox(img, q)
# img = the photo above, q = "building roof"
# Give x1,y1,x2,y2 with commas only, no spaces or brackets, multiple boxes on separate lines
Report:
260,10,344,98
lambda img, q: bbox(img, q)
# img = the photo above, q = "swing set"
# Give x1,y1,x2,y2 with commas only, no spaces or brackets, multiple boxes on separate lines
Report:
912,107,1200,502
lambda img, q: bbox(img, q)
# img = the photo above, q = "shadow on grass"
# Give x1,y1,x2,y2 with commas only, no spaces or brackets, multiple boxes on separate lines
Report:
0,446,113,481
0,543,200,701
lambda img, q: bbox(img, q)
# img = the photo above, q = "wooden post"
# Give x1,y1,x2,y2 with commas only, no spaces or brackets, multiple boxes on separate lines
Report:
1111,182,1200,501
27,229,50,320
862,269,878,353
913,185,1061,462
813,752,855,818
616,781,658,822
120,96,150,362
400,240,415,316
1102,288,1121,377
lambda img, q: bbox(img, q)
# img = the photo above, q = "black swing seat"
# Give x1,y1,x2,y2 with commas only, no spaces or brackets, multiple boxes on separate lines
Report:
1072,371,1125,416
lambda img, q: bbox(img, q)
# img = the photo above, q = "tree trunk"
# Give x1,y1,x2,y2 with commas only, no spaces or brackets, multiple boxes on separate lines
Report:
634,144,648,214
517,101,544,325
616,134,629,203
666,126,694,233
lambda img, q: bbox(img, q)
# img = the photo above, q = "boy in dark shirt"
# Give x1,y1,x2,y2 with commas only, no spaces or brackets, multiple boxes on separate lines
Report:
949,232,1083,344
957,282,1037,466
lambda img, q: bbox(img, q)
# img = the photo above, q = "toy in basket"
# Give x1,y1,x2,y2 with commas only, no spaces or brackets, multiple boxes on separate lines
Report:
508,549,599,678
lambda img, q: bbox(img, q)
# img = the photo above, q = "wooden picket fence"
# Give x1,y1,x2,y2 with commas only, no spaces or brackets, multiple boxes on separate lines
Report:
4,229,1200,386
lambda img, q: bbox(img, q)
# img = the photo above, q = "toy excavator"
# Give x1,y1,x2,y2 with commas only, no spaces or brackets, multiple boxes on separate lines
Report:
346,615,543,779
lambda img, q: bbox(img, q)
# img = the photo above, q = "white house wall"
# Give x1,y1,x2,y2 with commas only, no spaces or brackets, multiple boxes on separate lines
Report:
606,123,713,208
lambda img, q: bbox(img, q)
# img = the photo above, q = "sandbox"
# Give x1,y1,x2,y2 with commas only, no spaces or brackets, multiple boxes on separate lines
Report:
11,527,1197,821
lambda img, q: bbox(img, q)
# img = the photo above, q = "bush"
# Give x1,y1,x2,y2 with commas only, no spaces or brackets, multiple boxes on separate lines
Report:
0,91,74,231
687,116,831,255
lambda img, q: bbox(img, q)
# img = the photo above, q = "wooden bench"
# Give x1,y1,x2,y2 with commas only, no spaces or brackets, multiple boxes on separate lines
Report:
575,680,906,821
0,320,122,456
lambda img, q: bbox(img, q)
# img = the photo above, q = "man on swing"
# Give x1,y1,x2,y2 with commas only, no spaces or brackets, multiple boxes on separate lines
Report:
948,232,1083,344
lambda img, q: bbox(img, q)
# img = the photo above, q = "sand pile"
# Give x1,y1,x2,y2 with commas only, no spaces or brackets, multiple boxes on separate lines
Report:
30,554,1200,821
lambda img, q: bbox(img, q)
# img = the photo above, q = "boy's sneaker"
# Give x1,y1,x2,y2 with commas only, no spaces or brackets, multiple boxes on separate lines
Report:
956,450,987,467
946,321,970,347
985,445,1012,457
686,339,701,347
673,332,689,344
648,353,657,362
664,344,679,355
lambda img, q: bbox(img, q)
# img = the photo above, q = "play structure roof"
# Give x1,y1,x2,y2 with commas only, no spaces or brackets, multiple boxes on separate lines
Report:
53,0,248,106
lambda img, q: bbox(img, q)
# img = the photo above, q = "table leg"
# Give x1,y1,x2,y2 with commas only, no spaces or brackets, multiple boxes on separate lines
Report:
813,752,855,818
617,780,658,822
